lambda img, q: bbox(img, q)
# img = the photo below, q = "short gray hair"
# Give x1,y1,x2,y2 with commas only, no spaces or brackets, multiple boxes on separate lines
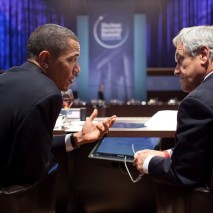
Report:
173,25,213,60
27,24,79,59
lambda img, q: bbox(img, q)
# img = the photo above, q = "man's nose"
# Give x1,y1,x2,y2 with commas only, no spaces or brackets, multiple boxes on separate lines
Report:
74,63,80,74
174,65,180,76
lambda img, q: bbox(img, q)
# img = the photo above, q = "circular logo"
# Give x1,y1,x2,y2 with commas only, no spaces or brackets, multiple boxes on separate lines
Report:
93,15,129,49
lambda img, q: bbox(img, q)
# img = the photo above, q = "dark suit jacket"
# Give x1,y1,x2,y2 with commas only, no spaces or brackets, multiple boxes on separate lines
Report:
0,62,66,186
149,73,213,189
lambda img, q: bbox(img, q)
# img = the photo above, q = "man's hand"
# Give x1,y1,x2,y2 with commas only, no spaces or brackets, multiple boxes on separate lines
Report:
73,109,116,146
133,150,165,173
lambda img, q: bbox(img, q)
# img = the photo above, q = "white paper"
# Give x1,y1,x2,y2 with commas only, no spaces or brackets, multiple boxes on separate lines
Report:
145,110,177,130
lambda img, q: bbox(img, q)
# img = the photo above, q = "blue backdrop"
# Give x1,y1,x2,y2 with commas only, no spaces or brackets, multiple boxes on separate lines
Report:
88,0,134,102
1,0,213,70
1,0,213,102
77,13,147,102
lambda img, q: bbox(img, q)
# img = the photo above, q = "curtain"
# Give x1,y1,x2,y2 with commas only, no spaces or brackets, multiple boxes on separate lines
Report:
146,0,213,67
0,0,64,70
1,0,213,70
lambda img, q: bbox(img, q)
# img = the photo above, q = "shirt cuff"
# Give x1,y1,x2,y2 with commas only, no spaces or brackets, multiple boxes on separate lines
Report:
143,155,155,174
166,149,173,157
65,133,75,152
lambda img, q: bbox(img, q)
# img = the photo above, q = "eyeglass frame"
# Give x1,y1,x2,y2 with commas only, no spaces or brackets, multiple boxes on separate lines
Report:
124,144,144,183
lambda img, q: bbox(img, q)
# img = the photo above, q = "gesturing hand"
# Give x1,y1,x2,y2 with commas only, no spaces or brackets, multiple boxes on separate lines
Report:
73,109,116,145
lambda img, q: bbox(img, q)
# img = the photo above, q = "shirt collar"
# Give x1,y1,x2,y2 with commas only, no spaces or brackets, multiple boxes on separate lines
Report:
204,71,213,80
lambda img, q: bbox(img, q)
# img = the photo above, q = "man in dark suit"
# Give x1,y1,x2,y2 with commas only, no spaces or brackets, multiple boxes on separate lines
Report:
0,24,116,187
133,26,213,212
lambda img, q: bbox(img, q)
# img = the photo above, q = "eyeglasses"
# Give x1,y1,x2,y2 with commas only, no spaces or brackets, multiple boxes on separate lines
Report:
124,144,144,183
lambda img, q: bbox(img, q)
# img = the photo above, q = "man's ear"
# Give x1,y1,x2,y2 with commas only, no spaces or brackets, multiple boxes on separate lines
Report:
38,51,50,72
199,46,210,64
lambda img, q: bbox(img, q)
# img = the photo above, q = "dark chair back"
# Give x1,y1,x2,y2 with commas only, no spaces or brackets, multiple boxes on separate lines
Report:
0,163,58,213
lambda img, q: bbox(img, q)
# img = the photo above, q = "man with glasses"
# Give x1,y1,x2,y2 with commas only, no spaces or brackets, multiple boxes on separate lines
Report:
133,26,213,212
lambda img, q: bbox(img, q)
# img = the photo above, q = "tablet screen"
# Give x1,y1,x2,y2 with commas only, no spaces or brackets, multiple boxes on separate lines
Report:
89,137,160,162
111,122,145,128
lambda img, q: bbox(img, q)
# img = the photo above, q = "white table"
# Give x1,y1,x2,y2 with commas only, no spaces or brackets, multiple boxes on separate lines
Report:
54,116,176,138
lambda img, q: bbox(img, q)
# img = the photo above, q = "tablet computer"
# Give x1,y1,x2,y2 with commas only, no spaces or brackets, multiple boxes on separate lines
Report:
88,137,160,162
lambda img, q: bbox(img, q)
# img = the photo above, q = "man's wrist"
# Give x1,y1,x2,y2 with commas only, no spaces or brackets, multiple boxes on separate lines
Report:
143,155,155,174
70,133,80,149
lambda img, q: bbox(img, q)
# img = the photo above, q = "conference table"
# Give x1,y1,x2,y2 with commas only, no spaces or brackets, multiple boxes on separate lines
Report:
53,116,176,138
53,114,176,212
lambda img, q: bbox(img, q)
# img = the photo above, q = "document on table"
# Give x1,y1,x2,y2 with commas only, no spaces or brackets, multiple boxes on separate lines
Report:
145,110,177,130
